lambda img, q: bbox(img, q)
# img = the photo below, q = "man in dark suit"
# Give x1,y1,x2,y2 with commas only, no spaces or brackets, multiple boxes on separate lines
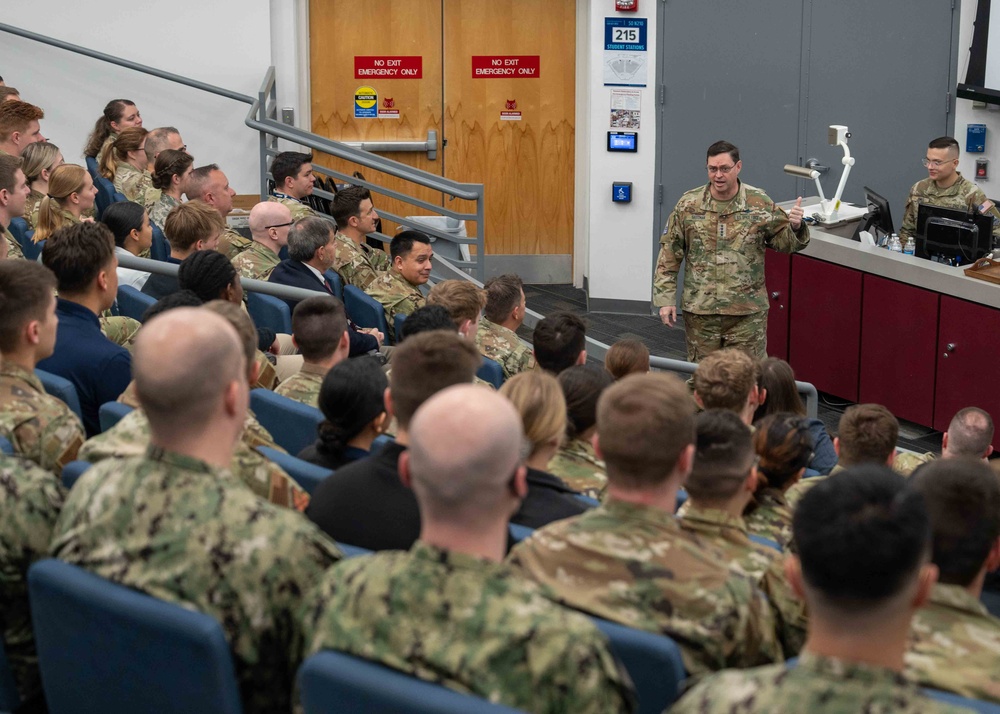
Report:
269,216,382,357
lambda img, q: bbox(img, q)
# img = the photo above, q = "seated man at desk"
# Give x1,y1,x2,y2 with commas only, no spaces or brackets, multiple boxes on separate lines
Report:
899,136,1000,243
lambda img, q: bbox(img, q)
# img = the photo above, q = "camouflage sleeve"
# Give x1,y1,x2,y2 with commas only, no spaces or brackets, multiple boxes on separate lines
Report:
762,202,810,254
100,316,142,351
652,211,685,307
899,187,919,240
761,561,808,658
254,352,279,391
370,247,391,272
6,234,24,260
35,411,85,474
120,171,144,203
548,628,637,714
724,578,784,669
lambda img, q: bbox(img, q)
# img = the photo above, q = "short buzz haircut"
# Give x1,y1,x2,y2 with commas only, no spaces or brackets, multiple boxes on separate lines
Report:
0,152,22,193
0,100,43,143
795,465,930,610
928,136,960,154
389,230,431,262
270,151,312,187
163,200,225,252
483,274,524,324
291,295,348,361
532,311,586,374
687,409,756,502
144,126,181,164
692,348,755,412
331,185,372,230
389,330,481,429
41,222,116,294
287,216,333,262
707,140,739,163
185,164,221,201
836,404,899,466
427,280,486,328
597,372,696,489
202,300,257,379
947,407,994,458
399,305,455,340
0,261,56,352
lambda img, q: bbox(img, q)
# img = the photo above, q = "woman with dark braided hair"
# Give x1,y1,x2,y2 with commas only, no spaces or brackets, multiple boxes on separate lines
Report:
745,412,814,549
148,149,194,231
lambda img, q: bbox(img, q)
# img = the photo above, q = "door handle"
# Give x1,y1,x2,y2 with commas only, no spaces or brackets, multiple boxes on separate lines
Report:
341,130,438,160
942,342,956,358
805,158,830,174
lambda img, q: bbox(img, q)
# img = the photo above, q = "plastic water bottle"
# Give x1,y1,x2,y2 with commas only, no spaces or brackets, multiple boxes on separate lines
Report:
903,236,915,255
889,233,902,252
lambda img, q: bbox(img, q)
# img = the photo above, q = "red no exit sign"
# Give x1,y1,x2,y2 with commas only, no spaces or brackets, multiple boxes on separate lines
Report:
471,56,541,78
355,56,423,79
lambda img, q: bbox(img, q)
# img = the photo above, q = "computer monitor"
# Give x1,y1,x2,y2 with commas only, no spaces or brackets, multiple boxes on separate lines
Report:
915,203,993,265
851,186,894,242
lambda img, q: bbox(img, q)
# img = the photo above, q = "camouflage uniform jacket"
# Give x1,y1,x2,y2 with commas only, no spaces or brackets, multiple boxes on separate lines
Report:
899,173,999,242
678,504,807,657
50,446,341,714
744,487,794,550
219,226,253,261
24,189,43,231
333,231,390,290
654,181,810,315
671,651,965,713
0,362,85,474
302,540,636,714
365,270,427,342
546,437,607,500
267,194,316,221
905,583,1000,703
114,163,159,207
475,317,535,380
78,407,309,512
274,362,326,408
0,453,64,705
147,192,179,232
507,498,782,677
232,240,281,282
99,315,142,350
3,223,23,260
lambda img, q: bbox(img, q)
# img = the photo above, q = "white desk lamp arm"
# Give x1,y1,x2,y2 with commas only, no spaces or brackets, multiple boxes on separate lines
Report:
827,139,856,219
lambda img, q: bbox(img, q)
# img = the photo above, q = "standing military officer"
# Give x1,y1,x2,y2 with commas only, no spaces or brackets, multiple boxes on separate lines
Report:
654,140,809,361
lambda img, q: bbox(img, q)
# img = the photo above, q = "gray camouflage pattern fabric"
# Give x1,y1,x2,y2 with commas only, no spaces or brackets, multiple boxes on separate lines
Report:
333,231,390,290
475,317,535,380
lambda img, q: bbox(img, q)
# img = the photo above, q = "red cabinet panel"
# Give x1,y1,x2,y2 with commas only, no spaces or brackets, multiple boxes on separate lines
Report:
765,249,791,361
934,296,1000,432
788,255,863,401
859,275,939,426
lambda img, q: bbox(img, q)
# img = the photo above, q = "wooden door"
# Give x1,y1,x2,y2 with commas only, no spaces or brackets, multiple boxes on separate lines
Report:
934,296,1000,432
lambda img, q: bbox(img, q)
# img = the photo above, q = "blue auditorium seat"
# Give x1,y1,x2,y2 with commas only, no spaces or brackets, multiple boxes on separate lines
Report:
256,446,332,497
338,543,372,559
298,650,526,714
674,488,688,512
748,533,782,551
112,190,128,204
99,402,134,433
343,285,390,343
84,156,100,181
246,292,292,335
28,559,243,714
117,285,157,323
592,617,686,714
150,223,170,261
923,688,1000,712
92,174,117,219
61,460,91,490
476,356,504,389
508,523,534,544
249,389,323,456
323,270,343,300
0,633,20,713
0,435,12,456
394,312,407,341
35,369,83,423
7,217,29,246
982,589,1000,618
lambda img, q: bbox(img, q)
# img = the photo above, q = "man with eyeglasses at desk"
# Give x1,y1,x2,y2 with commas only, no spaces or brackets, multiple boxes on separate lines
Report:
654,140,809,362
898,136,1000,244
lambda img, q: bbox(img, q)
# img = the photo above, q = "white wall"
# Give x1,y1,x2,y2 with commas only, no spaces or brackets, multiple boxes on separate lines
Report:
0,1,274,195
577,2,659,306
956,0,1000,195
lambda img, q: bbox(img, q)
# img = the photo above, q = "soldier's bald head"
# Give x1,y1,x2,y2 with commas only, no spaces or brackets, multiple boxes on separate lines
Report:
408,384,525,522
134,307,247,437
249,201,291,237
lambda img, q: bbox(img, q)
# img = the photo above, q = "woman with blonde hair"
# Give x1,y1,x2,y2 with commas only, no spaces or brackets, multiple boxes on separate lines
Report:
33,164,97,242
83,98,142,159
99,126,156,205
500,371,590,528
20,141,63,229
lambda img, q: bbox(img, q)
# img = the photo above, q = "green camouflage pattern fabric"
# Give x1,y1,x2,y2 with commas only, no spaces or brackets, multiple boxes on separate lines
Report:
147,192,179,232
788,457,924,510
100,314,141,351
0,453,64,705
905,583,1000,703
253,350,280,391
232,240,281,282
50,446,341,714
0,362,84,474
365,270,427,342
114,163,159,207
302,540,636,714
671,652,965,714
274,363,325,408
3,223,24,260
24,189,43,231
475,317,535,380
333,231,390,290
507,499,781,677
219,226,253,261
894,450,935,475
744,487,794,550
546,437,607,500
654,182,810,315
899,173,1000,242
682,311,768,361
267,195,316,221
679,504,807,657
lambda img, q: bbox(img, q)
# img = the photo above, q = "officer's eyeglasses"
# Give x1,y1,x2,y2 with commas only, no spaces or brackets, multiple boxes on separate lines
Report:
266,221,295,229
707,165,736,175
922,158,954,168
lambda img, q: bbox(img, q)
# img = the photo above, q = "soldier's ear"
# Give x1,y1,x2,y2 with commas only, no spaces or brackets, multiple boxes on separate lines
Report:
912,563,937,610
24,319,41,346
398,450,413,490
384,388,395,420
785,555,805,600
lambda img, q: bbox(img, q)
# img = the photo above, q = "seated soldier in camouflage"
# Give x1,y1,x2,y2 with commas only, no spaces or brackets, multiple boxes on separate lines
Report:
0,153,28,260
302,384,636,714
692,348,762,425
267,151,318,221
475,273,535,380
0,261,84,474
330,185,390,290
547,364,612,500
366,230,431,342
509,372,781,678
681,410,808,657
532,311,586,375
427,279,485,340
905,459,1000,703
232,201,291,282
274,296,349,408
52,306,341,714
147,149,193,231
672,466,959,714
184,163,247,259
80,298,310,512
